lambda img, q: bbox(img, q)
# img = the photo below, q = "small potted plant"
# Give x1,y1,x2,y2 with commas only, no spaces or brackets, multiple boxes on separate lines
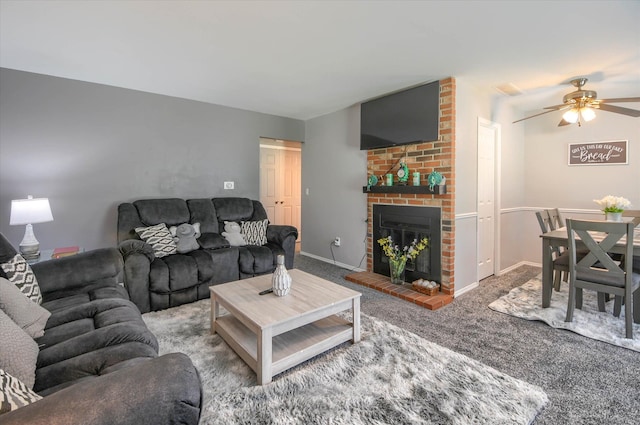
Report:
377,236,428,284
594,195,631,222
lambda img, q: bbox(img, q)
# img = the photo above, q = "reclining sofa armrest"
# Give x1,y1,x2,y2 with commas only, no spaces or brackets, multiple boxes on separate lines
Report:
267,225,298,269
118,240,154,313
31,248,124,297
1,353,202,425
267,224,298,246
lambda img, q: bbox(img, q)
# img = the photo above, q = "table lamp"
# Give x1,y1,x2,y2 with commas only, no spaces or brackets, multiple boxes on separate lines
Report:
9,195,54,259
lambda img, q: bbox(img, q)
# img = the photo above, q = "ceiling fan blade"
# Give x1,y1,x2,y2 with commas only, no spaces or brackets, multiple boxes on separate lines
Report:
599,97,640,103
543,104,567,110
513,104,572,124
513,109,559,123
596,103,640,117
558,119,571,127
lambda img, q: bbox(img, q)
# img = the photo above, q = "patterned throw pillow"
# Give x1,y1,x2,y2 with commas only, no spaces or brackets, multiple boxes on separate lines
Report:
0,368,42,414
0,309,39,389
135,223,178,258
0,277,51,339
0,254,42,304
241,219,268,246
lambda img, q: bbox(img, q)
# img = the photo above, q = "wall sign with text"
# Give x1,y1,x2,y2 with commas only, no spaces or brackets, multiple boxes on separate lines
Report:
568,140,628,166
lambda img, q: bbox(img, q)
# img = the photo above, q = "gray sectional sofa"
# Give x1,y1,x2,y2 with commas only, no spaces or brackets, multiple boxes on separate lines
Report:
0,233,202,424
117,197,298,313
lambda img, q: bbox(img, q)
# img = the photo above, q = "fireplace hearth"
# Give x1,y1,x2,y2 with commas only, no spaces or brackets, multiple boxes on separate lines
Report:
373,204,442,284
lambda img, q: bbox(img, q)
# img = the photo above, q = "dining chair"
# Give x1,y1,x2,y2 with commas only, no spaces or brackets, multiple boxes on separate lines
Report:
619,209,640,315
547,208,564,230
536,210,568,291
565,219,640,339
622,209,640,227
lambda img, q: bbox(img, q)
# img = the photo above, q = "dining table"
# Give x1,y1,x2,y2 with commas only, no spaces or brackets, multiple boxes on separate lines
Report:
540,218,640,310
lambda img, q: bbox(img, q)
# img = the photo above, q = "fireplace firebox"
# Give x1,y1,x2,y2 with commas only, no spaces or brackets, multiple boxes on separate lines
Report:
373,205,441,284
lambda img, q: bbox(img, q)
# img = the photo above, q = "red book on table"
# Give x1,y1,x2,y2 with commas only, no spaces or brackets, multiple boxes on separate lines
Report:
52,246,80,259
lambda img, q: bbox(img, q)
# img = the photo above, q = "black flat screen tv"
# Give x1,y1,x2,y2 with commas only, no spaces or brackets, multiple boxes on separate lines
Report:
360,80,439,150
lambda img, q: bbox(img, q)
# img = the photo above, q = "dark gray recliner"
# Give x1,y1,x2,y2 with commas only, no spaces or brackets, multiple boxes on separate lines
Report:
0,233,202,425
117,197,298,313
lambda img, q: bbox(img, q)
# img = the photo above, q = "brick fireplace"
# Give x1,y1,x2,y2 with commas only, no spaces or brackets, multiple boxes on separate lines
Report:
346,78,455,309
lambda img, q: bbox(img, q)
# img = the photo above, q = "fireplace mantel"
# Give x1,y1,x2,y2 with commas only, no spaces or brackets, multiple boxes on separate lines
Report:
362,185,446,195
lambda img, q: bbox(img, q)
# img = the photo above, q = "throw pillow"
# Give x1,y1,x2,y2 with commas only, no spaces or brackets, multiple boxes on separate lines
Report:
241,219,268,246
0,309,39,389
0,254,42,304
0,368,42,414
221,221,246,247
0,277,51,339
169,222,201,254
135,223,178,258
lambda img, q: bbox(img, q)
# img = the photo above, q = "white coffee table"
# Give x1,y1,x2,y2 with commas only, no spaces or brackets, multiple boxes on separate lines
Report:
210,269,361,385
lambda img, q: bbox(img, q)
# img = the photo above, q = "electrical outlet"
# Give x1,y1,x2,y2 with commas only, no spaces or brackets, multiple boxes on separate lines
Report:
224,181,234,190
333,237,341,247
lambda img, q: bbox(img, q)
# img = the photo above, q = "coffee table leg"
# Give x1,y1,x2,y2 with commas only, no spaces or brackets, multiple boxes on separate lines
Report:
210,295,219,335
352,298,361,343
257,327,272,385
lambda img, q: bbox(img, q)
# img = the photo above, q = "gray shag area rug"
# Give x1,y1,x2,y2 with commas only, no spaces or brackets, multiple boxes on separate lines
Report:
489,275,639,352
143,299,548,425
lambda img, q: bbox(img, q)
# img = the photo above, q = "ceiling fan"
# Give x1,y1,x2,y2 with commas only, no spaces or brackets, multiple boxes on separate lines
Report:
513,78,640,126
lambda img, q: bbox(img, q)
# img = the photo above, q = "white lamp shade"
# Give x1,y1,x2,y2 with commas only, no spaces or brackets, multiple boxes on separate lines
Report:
562,108,579,123
10,197,54,225
580,107,596,122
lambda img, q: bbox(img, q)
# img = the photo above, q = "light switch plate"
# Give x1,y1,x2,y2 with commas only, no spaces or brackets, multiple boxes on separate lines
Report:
224,181,234,190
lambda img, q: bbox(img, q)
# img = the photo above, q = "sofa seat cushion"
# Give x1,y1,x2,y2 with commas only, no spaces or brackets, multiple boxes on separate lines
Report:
198,233,230,250
238,246,276,276
34,298,158,393
42,284,130,313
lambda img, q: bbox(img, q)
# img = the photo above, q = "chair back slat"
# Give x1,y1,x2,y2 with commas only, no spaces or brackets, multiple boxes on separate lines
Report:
568,220,634,275
536,210,552,234
547,208,564,230
622,209,640,226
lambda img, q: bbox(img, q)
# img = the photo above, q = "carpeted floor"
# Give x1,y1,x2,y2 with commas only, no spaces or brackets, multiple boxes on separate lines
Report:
293,255,640,425
143,300,547,425
489,275,639,352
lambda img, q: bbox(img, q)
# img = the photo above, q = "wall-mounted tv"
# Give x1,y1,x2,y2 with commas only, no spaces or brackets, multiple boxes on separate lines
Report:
360,80,439,150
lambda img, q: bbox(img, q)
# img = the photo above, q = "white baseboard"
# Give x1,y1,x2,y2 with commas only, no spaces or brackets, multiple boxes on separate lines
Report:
499,260,540,275
454,281,478,298
299,251,366,272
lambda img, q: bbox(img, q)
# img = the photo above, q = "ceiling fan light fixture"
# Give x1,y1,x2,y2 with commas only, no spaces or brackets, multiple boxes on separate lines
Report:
580,107,596,122
562,108,579,123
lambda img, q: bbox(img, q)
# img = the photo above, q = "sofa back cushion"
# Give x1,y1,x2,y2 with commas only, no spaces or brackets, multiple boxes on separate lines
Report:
118,199,221,243
213,198,269,230
135,199,190,227
186,199,219,234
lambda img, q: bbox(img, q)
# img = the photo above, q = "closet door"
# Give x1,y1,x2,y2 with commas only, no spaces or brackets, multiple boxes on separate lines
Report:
260,146,301,243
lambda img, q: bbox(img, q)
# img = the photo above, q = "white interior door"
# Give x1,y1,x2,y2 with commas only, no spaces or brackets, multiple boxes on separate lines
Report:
260,148,279,221
260,141,302,245
477,118,500,280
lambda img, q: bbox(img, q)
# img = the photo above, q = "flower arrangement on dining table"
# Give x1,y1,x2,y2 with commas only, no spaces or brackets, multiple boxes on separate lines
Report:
377,236,429,284
594,195,631,213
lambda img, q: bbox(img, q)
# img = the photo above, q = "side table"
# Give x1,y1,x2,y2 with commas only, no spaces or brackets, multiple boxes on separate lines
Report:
27,248,83,264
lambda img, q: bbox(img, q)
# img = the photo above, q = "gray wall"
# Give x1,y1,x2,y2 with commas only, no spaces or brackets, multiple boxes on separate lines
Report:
0,68,304,249
301,106,368,269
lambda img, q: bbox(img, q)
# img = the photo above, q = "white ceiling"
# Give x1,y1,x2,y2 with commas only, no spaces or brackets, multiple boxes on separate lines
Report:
1,0,639,120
